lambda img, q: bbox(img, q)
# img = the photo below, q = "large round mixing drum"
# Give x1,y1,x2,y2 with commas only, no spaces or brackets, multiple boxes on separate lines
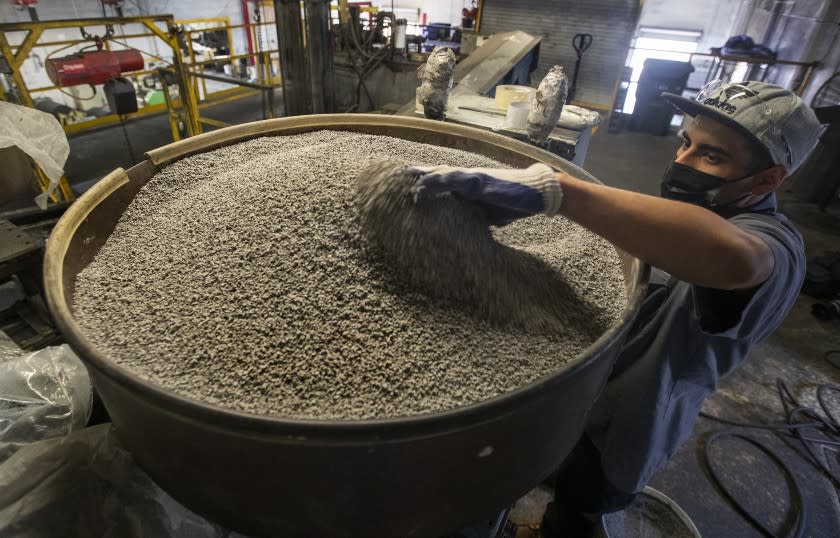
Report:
44,114,648,537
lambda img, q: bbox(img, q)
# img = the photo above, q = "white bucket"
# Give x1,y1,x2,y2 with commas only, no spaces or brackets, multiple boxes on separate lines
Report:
600,486,702,538
503,101,530,130
494,85,536,110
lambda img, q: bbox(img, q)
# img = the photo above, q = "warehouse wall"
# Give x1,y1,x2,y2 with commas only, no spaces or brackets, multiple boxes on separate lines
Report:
0,0,249,57
635,0,742,93
0,0,250,109
739,0,840,103
639,0,740,53
370,0,470,25
478,0,640,108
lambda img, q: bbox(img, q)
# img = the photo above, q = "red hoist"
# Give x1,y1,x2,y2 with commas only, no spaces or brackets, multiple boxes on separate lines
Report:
45,26,143,87
44,25,143,114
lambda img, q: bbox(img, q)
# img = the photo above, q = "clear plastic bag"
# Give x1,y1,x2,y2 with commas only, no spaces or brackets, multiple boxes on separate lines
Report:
418,46,457,120
0,343,93,455
0,424,250,538
527,65,569,145
0,101,70,209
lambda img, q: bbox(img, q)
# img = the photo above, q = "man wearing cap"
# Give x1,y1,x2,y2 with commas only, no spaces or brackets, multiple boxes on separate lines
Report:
411,81,823,536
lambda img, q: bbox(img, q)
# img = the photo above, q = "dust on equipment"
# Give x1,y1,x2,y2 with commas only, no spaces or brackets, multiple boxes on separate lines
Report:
43,115,649,537
404,32,601,167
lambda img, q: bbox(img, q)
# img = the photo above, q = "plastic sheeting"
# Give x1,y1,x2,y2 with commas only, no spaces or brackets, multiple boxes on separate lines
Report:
0,101,70,209
0,341,246,537
0,424,250,538
0,343,93,460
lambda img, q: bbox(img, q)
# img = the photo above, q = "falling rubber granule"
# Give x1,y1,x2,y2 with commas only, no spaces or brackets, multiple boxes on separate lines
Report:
354,160,602,333
74,131,626,419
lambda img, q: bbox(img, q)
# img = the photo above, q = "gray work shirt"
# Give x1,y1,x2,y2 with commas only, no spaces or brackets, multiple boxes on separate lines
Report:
585,193,805,493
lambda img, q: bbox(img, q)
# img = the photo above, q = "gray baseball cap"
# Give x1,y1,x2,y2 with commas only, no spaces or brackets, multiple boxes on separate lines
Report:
662,80,822,173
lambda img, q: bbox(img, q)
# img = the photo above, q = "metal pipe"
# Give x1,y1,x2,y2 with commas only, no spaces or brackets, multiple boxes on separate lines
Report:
198,117,231,128
274,0,310,115
304,0,334,113
241,0,256,66
188,51,279,67
187,69,275,90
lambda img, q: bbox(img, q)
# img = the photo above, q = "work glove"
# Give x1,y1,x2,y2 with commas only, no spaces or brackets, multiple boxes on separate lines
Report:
411,163,563,226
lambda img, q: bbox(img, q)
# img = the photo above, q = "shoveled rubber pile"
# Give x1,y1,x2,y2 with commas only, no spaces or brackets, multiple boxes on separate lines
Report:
74,131,626,420
354,161,600,333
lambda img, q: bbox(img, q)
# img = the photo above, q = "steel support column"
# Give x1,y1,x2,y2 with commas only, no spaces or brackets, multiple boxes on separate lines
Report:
304,0,334,113
275,0,309,116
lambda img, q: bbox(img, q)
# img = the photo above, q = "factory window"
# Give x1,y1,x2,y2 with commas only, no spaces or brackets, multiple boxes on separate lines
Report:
623,27,701,114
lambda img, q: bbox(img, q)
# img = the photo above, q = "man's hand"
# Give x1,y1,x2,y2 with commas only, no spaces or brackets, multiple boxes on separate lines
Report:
411,163,563,225
411,163,774,290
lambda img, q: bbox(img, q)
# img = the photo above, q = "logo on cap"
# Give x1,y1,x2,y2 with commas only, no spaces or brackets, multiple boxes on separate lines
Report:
700,86,757,115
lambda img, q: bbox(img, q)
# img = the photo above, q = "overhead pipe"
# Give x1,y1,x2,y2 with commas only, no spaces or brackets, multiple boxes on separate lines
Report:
304,0,334,113
274,0,310,115
241,0,256,66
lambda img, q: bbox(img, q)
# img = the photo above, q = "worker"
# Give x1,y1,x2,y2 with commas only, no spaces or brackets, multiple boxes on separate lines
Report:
411,81,822,536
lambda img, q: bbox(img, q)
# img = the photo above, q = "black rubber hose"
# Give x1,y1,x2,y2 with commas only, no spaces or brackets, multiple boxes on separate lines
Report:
344,44,376,110
705,430,807,538
700,378,840,537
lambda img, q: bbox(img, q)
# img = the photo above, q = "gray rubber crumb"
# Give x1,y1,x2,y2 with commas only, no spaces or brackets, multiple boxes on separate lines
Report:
74,131,626,420
354,160,605,335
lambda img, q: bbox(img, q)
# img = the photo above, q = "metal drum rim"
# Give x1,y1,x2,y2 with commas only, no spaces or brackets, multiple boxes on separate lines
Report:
43,114,650,438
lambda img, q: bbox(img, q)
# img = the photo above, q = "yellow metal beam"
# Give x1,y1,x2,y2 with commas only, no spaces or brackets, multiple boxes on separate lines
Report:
9,31,157,50
198,87,260,108
0,15,174,32
140,19,202,137
59,86,256,134
62,103,168,134
141,19,171,43
13,26,43,64
158,73,182,142
33,166,74,204
2,13,265,148
58,176,75,202
198,117,231,128
178,17,230,27
0,30,38,106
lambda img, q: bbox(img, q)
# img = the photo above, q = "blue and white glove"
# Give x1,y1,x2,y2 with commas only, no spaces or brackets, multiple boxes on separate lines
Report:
410,163,563,226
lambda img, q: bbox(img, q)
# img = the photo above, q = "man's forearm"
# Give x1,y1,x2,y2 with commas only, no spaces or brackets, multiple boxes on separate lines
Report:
555,174,773,290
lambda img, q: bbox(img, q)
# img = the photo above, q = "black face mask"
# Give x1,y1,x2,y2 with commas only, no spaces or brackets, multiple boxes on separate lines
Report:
660,161,753,210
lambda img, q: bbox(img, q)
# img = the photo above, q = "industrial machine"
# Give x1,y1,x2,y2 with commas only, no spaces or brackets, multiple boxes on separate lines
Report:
46,49,143,88
42,25,144,116
44,114,648,538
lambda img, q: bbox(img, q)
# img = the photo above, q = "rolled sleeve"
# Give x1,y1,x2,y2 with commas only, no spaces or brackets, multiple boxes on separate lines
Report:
690,213,805,341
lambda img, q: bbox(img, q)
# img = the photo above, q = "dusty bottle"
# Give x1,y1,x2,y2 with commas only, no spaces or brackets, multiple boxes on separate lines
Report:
418,46,456,121
527,65,569,145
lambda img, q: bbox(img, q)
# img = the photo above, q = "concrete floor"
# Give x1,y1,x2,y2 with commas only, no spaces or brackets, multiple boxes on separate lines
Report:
63,93,280,186
574,129,840,537
25,102,840,536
